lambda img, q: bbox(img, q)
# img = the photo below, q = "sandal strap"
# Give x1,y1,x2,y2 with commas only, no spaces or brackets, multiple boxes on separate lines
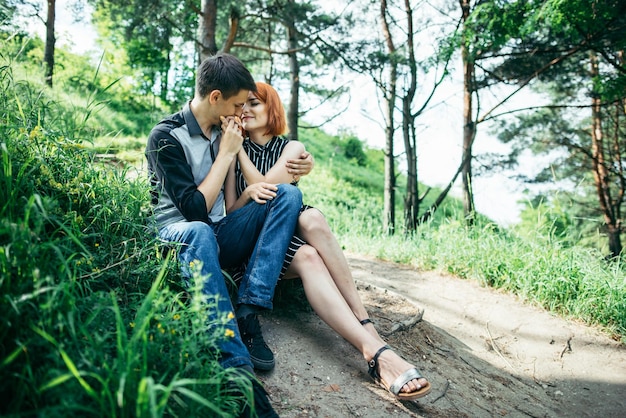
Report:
367,345,391,380
360,318,373,326
389,368,424,396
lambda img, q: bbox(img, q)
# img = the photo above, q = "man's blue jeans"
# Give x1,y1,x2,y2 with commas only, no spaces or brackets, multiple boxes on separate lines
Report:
158,184,302,369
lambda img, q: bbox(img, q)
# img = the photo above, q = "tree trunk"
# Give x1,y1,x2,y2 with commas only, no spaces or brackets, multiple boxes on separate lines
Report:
287,14,299,141
589,52,622,257
160,52,170,102
607,225,622,259
460,0,475,224
198,0,218,62
403,96,418,232
381,0,396,235
402,0,418,233
43,0,56,87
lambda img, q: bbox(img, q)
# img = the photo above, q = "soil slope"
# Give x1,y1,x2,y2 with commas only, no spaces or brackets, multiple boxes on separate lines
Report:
257,253,626,417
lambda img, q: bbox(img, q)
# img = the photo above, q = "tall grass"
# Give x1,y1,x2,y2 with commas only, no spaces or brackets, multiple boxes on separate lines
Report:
0,53,250,416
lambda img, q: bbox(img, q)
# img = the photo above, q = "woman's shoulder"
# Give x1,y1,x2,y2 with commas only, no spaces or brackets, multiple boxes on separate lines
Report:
267,136,304,154
280,137,305,153
271,136,290,147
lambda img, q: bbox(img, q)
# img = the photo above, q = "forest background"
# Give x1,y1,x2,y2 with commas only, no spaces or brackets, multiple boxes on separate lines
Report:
1,0,625,416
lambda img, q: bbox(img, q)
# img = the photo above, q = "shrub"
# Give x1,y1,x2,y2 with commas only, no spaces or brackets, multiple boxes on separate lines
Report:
0,54,246,417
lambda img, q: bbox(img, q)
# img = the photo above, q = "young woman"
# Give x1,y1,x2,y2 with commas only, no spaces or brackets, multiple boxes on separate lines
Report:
224,82,431,401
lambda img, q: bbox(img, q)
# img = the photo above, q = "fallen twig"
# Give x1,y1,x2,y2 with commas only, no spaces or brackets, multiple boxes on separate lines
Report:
384,310,424,336
486,322,517,372
430,379,450,403
560,337,572,358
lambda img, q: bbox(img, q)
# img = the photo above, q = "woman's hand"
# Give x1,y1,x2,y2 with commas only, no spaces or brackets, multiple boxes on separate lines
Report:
244,182,278,204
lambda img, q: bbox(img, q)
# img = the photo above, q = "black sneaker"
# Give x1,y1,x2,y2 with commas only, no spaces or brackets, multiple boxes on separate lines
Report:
238,314,275,371
240,378,280,418
231,367,279,418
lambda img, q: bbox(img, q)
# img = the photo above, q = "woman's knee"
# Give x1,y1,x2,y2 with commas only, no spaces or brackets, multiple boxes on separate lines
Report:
298,208,329,234
292,244,323,269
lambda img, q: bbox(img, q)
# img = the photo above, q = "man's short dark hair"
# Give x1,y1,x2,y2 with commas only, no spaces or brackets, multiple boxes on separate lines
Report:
196,53,257,99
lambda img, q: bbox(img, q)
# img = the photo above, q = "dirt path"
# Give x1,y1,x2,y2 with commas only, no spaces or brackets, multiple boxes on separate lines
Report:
257,253,626,417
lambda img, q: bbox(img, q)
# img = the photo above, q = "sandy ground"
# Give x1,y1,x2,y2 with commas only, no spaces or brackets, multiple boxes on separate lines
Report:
256,253,626,417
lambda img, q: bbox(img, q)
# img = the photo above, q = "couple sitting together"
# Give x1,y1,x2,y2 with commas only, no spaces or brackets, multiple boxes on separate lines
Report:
146,52,431,417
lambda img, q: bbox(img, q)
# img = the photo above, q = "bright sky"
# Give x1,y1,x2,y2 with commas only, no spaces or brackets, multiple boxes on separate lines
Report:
27,0,532,226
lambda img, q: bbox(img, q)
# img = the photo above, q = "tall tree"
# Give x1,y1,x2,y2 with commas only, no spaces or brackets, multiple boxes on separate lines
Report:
380,0,397,234
43,0,55,86
401,0,418,232
400,0,455,231
490,0,626,255
459,0,475,223
15,0,59,86
589,51,622,256
286,0,301,140
198,0,218,59
335,0,456,233
457,0,587,225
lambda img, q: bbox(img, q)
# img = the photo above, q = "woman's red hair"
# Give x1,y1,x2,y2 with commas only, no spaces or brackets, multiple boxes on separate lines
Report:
253,81,288,137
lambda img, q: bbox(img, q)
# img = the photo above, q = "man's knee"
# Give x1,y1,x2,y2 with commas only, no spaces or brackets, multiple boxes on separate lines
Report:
275,184,302,206
185,221,214,238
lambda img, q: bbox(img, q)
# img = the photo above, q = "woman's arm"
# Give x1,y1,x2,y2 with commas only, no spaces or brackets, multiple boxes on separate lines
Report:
226,182,279,213
225,155,280,214
238,140,306,186
224,158,238,212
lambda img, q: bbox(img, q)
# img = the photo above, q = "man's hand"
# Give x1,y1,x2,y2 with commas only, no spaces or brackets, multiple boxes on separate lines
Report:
244,182,278,204
286,151,314,181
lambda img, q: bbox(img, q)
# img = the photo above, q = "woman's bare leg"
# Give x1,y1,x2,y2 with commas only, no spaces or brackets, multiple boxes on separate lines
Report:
296,209,383,342
285,244,428,395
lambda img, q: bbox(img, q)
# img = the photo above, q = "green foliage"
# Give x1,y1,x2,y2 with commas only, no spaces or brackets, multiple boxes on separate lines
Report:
0,54,249,416
92,0,195,103
0,1,18,28
1,32,164,138
342,135,367,166
516,193,608,251
465,0,533,55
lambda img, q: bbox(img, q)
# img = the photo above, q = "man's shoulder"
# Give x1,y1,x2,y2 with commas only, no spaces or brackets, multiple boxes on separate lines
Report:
148,112,187,146
152,111,185,134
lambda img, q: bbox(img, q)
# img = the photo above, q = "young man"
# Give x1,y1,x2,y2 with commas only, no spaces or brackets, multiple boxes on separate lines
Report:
146,52,311,417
